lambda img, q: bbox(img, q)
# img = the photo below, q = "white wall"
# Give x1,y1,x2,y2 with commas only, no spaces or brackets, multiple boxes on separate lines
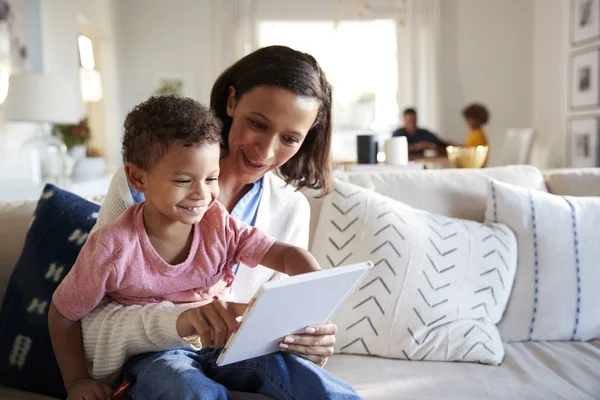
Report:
439,0,534,166
531,0,569,169
114,0,214,123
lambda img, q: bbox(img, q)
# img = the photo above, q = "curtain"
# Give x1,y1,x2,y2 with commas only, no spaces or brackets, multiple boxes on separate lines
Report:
396,0,441,132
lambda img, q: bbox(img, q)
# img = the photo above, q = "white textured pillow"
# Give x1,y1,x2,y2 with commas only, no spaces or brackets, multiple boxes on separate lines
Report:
311,180,517,365
485,179,600,342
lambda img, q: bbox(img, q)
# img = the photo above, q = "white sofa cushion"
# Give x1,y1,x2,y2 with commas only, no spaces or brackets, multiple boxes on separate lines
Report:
485,180,600,341
544,168,600,197
304,166,547,251
325,341,600,400
311,180,517,365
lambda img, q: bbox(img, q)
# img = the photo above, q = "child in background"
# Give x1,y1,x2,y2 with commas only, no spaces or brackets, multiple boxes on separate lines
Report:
462,102,490,147
48,96,325,399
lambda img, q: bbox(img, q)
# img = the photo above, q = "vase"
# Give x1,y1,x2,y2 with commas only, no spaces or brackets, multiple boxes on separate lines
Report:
69,145,87,161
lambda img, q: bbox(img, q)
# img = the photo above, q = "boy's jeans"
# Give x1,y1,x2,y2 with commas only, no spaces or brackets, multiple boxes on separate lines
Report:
120,347,362,400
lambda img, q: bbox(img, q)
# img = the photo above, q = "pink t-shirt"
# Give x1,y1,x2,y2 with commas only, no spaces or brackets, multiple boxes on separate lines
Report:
52,202,276,321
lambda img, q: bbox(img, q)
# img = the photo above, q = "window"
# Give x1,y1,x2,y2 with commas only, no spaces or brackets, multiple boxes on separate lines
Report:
76,31,105,158
77,35,95,70
258,20,399,161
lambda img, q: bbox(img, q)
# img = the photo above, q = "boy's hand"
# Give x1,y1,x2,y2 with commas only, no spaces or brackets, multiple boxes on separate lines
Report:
176,300,248,348
67,377,112,400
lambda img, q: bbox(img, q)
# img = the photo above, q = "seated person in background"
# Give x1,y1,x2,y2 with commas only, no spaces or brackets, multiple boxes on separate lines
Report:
392,108,448,157
462,102,490,147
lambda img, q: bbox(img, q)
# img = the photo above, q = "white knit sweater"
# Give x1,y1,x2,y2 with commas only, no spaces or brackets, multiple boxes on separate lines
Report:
84,168,310,381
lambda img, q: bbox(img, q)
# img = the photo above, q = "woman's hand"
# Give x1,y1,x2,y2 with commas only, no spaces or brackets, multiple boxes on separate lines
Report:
176,300,248,348
279,322,337,367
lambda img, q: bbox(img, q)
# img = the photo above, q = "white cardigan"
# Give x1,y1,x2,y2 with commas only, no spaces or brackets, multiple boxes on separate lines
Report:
83,168,311,380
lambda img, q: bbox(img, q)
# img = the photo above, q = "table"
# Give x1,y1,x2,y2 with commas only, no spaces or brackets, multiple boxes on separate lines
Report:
410,156,452,169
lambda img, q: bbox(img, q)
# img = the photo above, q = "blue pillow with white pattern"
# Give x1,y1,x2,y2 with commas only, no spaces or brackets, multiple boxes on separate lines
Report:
0,184,100,398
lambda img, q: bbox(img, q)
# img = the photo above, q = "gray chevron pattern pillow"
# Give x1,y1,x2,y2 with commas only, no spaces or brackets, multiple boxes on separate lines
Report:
311,180,517,365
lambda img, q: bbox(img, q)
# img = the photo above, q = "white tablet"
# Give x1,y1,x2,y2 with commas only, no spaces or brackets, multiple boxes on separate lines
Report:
216,261,373,366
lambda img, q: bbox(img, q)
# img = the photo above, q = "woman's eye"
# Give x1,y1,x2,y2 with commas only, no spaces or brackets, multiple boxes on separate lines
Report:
283,136,299,145
175,180,192,184
251,120,267,130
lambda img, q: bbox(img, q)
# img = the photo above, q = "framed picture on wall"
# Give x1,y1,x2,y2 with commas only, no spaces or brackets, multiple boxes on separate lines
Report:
572,0,600,45
569,116,600,167
570,47,600,109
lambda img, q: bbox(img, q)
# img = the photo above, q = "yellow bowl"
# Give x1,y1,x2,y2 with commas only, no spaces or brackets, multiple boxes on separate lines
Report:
446,145,489,168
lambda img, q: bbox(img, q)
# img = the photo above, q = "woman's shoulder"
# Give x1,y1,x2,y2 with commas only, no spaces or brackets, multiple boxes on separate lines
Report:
264,172,310,209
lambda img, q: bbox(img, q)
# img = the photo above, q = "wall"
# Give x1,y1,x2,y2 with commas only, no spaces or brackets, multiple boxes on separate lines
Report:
114,0,214,125
439,0,534,166
531,0,569,168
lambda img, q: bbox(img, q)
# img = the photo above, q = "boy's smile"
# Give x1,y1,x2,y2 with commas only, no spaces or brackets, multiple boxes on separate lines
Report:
141,141,221,227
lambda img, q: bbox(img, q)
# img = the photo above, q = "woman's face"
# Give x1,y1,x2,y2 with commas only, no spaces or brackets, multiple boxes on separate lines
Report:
225,86,320,184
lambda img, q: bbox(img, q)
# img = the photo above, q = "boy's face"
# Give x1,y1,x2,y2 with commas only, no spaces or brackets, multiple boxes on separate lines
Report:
466,118,480,130
141,141,221,225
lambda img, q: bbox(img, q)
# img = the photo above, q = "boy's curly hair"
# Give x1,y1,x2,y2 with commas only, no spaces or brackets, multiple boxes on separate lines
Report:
462,103,490,125
122,95,223,170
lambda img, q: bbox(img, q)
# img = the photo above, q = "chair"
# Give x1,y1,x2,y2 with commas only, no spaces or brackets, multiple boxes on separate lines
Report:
499,128,536,165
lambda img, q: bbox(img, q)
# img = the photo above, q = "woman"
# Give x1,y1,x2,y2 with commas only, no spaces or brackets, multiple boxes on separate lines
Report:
88,46,358,399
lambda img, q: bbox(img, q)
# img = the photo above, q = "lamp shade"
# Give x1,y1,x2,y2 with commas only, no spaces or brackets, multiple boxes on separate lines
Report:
4,73,81,124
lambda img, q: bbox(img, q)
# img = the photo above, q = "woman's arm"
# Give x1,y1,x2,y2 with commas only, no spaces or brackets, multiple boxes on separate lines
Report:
92,168,135,233
81,300,191,381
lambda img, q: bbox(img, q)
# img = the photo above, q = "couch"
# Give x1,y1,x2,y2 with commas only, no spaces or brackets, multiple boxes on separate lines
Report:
1,165,600,399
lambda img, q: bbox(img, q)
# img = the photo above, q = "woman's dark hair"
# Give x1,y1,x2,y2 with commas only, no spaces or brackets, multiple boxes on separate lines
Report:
122,95,222,170
210,45,333,195
462,103,490,125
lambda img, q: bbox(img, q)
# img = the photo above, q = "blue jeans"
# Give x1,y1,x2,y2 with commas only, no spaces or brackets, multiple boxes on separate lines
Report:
120,347,361,400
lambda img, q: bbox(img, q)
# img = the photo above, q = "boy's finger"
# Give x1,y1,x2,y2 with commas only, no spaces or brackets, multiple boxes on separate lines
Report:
191,317,212,348
212,301,239,333
202,305,228,348
103,384,113,398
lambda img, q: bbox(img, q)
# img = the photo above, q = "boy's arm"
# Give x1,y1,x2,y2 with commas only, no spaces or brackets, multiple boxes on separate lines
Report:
260,241,321,276
48,304,90,389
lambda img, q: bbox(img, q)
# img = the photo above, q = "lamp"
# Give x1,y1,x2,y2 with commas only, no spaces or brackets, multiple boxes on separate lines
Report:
4,73,81,185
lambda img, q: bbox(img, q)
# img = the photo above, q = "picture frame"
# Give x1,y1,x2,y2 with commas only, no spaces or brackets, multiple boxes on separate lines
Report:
572,0,600,46
569,115,600,167
570,47,600,109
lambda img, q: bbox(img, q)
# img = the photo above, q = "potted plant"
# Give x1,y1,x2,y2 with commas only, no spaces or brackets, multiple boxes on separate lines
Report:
53,118,91,159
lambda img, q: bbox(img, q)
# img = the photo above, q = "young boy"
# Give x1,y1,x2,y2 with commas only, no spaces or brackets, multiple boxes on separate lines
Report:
462,102,490,147
48,96,323,399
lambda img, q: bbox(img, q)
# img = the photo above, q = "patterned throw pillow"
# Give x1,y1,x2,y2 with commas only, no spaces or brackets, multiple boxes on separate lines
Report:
0,185,100,398
486,179,600,341
310,180,518,365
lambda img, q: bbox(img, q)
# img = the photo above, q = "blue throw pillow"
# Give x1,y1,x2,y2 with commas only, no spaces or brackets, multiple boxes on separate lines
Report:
0,184,100,398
